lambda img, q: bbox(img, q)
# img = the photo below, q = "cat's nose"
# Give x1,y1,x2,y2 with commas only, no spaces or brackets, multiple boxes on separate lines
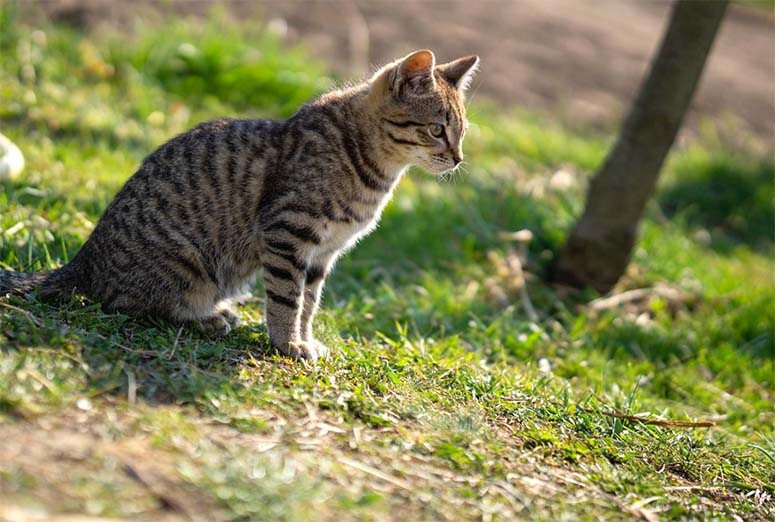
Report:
452,153,463,167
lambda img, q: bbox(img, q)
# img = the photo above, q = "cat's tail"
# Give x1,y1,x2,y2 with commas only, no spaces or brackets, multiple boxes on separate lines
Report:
0,269,51,296
0,268,76,298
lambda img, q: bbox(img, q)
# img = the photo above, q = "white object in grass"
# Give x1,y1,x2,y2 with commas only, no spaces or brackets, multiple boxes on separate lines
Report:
0,132,25,180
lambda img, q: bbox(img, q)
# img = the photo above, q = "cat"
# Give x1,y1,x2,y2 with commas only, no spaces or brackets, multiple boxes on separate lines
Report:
0,49,479,361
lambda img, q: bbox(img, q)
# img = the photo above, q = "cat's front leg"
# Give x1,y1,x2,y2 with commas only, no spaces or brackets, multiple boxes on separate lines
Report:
300,257,334,357
261,253,323,361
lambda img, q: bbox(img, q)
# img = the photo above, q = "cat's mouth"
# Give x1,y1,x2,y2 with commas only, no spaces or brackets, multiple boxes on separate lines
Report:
422,155,458,176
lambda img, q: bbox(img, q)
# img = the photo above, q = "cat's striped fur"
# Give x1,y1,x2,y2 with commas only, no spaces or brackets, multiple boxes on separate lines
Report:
0,50,479,360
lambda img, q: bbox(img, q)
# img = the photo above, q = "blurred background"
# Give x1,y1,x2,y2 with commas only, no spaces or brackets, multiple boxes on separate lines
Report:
30,0,774,139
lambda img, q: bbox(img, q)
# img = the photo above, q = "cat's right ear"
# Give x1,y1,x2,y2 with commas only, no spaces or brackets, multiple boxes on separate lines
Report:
389,49,436,98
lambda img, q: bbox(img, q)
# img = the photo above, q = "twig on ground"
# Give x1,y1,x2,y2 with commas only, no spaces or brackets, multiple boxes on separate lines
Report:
496,229,539,321
168,326,184,360
109,442,217,522
580,396,716,429
127,370,137,405
588,284,693,313
18,368,56,393
663,485,724,492
338,456,414,491
0,301,42,328
600,409,715,429
624,496,662,522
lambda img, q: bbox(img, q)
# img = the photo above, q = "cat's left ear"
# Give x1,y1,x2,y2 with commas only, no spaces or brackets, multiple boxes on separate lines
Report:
437,55,480,95
391,49,436,97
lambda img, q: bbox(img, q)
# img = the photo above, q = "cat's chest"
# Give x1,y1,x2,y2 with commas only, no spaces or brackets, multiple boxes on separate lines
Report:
310,171,403,257
316,194,393,255
320,210,380,251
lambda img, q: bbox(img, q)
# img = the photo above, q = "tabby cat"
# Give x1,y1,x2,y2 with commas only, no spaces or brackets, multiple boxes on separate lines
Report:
0,49,479,361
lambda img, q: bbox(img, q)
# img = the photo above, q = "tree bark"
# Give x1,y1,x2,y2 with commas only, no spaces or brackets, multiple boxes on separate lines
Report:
552,0,729,293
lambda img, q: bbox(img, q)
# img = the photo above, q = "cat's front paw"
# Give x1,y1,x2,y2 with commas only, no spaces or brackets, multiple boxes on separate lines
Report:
310,339,331,357
278,340,328,362
309,338,330,359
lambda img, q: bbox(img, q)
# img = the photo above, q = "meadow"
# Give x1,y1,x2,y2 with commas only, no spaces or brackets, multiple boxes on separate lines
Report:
1,8,773,521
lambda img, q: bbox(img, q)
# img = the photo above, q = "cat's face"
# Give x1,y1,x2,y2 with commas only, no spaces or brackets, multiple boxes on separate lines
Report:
372,50,479,175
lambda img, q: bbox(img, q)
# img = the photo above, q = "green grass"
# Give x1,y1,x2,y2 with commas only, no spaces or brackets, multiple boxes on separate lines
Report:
1,6,774,521
735,0,775,12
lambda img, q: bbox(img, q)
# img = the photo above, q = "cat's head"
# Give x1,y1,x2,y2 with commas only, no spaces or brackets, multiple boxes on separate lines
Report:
369,50,480,175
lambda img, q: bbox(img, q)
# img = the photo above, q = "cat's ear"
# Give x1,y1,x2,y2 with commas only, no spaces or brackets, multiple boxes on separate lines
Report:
437,55,480,95
391,49,436,97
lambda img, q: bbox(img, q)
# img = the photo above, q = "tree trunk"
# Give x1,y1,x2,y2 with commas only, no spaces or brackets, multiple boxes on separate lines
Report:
552,0,729,293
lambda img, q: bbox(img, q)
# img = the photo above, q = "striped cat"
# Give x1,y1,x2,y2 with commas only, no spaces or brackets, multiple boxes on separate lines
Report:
0,49,479,361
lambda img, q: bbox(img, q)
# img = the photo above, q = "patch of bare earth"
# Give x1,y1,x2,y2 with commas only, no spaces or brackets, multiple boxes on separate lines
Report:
0,411,217,521
2,401,769,521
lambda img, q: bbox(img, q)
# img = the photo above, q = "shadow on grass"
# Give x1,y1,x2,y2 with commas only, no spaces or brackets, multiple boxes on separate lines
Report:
0,295,275,405
658,156,775,254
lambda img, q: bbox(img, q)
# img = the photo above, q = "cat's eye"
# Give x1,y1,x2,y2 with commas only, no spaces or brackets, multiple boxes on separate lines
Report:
428,124,445,139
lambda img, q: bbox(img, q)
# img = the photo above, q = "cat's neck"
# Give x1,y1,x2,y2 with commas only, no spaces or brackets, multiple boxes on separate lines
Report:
317,85,411,181
355,90,410,180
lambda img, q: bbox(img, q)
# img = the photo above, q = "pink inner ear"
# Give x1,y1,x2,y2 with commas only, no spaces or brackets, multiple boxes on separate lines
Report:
401,51,435,77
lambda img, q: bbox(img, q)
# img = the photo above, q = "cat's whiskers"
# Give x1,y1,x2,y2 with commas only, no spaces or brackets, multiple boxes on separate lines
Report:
465,77,485,110
450,162,468,186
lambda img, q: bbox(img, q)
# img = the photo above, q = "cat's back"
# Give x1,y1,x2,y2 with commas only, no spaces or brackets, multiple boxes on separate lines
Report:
100,117,281,231
71,117,283,305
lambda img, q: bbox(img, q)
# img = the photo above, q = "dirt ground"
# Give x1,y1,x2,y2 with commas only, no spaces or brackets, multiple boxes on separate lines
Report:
29,1,775,140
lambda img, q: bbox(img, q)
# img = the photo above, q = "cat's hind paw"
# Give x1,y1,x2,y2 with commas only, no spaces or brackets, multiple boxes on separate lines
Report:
199,314,232,336
216,306,241,328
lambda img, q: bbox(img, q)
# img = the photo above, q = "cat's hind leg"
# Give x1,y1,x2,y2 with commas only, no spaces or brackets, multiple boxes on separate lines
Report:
168,289,239,336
